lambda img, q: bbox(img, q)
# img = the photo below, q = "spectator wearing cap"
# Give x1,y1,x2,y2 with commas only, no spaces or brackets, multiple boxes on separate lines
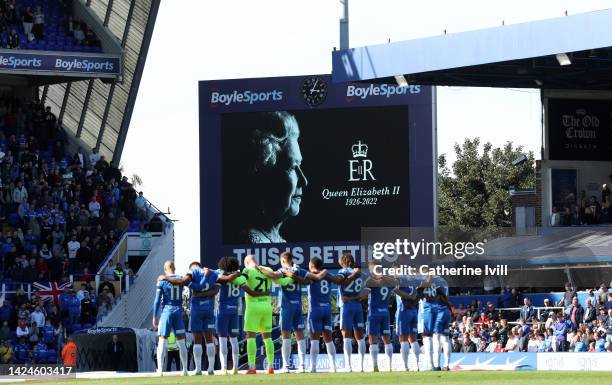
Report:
540,298,554,321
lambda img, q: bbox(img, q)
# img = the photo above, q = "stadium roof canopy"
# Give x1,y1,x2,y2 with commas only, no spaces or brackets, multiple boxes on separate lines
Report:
42,0,161,166
332,8,612,90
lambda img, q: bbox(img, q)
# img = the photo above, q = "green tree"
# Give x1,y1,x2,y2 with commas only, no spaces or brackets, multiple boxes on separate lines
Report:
438,138,535,228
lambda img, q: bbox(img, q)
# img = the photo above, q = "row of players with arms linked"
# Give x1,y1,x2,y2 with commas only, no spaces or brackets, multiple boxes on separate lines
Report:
152,252,451,376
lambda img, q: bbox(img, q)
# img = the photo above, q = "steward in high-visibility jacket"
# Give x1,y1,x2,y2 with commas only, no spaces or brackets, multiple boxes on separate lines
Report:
61,338,78,367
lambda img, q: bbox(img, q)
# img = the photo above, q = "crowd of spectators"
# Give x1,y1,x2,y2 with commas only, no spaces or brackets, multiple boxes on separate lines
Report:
551,176,612,226
0,0,100,50
447,283,612,353
0,95,158,363
0,279,123,364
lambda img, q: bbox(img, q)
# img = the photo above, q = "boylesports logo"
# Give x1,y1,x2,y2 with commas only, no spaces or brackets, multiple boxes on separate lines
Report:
345,84,421,102
209,87,284,107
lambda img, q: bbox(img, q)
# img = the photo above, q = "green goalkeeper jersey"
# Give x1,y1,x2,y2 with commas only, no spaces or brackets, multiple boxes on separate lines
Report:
241,266,292,303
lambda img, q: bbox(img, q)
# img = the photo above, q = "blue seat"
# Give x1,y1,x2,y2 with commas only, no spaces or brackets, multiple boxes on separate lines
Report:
82,323,92,330
8,213,20,226
71,323,82,331
46,350,57,364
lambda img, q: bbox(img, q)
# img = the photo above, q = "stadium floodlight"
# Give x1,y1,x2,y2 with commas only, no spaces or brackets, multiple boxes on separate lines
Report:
394,75,409,87
555,53,572,66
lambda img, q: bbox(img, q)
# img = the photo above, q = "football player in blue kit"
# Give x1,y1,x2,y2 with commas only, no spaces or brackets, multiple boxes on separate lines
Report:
326,254,365,372
417,274,449,371
301,256,338,373
161,260,239,375
393,274,424,371
276,251,311,373
215,256,249,375
361,265,397,372
431,280,452,370
152,260,189,376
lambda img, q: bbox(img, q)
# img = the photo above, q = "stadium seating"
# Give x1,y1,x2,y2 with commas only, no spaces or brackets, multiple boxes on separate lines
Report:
1,0,101,52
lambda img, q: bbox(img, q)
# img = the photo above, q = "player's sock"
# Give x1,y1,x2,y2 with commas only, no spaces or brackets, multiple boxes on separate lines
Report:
384,344,394,369
423,336,432,370
432,333,440,368
310,340,319,372
325,341,336,372
400,341,410,370
440,335,451,368
281,338,291,370
264,338,275,370
206,343,216,373
297,339,306,370
410,341,420,370
219,337,228,370
343,338,353,371
193,344,203,373
177,339,188,373
156,339,167,373
357,338,366,371
247,338,257,370
230,337,239,370
369,344,379,369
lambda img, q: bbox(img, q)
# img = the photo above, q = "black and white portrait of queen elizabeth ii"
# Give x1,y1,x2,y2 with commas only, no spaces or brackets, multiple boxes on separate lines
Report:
222,111,308,244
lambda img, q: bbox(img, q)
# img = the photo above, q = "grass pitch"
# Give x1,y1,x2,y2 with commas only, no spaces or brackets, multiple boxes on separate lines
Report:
37,371,611,385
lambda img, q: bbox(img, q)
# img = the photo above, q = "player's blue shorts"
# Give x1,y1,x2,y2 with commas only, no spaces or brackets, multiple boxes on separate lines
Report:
340,302,364,330
433,305,451,335
216,312,240,337
158,306,185,337
367,310,391,337
280,302,305,332
189,308,216,333
308,307,332,333
396,308,418,336
417,302,434,335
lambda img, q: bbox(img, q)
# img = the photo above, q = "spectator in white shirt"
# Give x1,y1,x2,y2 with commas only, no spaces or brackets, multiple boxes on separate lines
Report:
89,148,100,166
12,181,28,204
88,197,101,218
76,283,88,302
30,306,45,328
67,235,80,262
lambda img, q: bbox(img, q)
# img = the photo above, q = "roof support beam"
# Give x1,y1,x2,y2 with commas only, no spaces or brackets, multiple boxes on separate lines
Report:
104,0,114,27
96,82,116,151
76,79,94,138
58,82,72,124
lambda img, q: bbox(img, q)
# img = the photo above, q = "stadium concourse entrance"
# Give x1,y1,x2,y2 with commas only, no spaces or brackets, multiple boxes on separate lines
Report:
331,9,612,290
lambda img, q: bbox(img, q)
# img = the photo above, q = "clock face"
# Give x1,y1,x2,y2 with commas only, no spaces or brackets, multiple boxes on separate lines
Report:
301,76,327,107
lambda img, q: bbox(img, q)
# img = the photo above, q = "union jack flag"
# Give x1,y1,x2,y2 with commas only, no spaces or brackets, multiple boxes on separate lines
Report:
33,281,73,304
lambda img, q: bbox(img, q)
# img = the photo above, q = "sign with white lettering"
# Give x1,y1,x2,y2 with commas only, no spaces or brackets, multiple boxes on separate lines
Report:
548,98,612,160
199,75,435,267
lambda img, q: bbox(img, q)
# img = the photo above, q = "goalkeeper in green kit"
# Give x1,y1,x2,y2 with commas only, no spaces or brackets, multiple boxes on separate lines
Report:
242,254,292,374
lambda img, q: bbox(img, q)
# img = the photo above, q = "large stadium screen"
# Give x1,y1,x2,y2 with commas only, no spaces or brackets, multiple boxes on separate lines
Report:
199,75,435,267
